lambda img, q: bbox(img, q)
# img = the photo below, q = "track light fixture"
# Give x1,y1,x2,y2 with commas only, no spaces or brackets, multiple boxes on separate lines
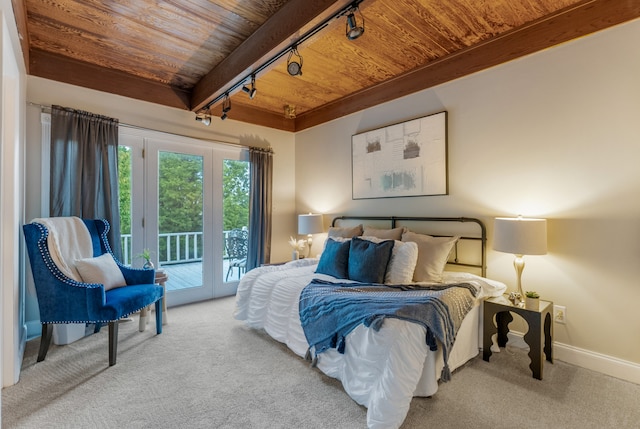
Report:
287,46,303,76
195,113,211,126
221,94,231,120
196,0,366,119
242,75,257,99
345,6,365,40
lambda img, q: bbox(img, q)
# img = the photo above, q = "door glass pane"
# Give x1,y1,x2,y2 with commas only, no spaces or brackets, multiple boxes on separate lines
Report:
158,151,204,291
118,145,133,265
223,159,250,282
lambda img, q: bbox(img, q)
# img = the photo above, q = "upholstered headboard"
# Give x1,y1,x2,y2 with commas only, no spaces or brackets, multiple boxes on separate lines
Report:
331,216,486,277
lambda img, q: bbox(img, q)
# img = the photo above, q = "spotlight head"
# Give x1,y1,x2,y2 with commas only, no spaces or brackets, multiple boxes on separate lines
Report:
346,11,364,40
195,114,211,126
287,48,303,76
242,84,257,99
221,94,232,115
242,75,257,99
287,61,302,76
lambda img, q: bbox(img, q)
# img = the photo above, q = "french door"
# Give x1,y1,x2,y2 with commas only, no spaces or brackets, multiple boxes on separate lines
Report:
119,127,247,307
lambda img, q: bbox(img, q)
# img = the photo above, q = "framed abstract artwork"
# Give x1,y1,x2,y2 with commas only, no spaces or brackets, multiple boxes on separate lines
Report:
351,111,448,199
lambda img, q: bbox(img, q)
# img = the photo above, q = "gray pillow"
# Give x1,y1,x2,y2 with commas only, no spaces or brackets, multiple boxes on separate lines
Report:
347,237,394,283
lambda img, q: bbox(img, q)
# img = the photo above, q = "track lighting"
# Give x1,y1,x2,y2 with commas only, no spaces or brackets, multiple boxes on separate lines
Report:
197,0,366,116
345,6,365,40
287,46,303,76
242,75,257,99
221,94,231,120
195,113,211,126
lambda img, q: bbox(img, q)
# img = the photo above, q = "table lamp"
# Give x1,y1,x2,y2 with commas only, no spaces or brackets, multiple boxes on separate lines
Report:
298,213,323,258
493,216,547,304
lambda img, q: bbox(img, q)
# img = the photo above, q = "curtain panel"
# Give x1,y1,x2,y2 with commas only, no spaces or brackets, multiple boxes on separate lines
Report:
50,105,122,259
246,146,274,270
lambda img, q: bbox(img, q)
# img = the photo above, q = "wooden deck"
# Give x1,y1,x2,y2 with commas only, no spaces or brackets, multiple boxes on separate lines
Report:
160,260,244,291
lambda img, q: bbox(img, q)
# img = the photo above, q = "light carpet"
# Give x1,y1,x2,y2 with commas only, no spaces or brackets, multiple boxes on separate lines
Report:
3,296,639,428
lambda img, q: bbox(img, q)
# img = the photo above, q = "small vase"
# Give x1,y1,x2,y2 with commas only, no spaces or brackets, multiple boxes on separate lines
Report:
292,250,299,261
525,297,539,310
143,260,154,270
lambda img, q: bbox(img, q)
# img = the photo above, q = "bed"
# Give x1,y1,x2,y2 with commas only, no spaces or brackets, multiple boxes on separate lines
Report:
234,216,506,429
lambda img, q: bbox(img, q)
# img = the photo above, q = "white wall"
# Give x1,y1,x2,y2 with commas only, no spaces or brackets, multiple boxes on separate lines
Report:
295,19,640,379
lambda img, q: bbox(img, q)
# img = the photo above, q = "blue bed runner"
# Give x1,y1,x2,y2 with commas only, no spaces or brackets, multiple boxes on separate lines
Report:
299,279,477,381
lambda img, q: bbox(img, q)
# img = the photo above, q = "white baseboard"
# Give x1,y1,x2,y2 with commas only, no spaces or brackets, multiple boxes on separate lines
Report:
504,332,640,385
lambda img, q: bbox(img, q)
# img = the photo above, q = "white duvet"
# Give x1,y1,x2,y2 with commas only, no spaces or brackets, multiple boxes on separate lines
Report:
234,259,506,429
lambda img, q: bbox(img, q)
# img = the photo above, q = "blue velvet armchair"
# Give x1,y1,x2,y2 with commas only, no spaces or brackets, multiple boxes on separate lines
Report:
23,218,164,366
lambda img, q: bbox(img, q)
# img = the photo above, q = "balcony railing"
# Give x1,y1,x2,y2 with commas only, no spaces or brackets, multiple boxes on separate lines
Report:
121,230,241,266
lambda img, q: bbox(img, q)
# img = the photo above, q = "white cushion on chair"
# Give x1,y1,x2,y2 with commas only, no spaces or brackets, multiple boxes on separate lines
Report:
75,253,127,290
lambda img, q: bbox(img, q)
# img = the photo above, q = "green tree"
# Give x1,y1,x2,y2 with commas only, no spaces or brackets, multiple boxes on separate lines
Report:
223,160,249,230
158,152,203,234
118,146,131,235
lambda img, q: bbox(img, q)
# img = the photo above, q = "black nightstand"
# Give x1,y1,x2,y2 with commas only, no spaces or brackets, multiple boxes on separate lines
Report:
482,295,553,380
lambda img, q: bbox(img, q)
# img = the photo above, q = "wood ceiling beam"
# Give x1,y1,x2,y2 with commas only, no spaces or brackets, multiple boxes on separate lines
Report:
294,0,640,131
29,49,191,110
190,0,353,113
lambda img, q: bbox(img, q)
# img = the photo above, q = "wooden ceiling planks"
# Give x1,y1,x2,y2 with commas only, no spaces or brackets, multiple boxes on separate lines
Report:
14,0,640,131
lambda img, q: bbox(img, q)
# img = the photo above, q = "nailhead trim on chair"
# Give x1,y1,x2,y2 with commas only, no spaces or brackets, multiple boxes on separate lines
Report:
98,219,149,274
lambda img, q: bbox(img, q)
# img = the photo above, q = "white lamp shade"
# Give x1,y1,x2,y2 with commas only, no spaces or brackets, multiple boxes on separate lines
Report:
493,217,547,255
298,214,323,235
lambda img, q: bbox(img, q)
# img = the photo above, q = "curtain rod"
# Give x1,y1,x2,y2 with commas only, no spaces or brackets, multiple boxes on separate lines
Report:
27,102,250,150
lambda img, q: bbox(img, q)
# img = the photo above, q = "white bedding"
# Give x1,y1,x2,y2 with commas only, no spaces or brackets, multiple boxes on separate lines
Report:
234,259,506,429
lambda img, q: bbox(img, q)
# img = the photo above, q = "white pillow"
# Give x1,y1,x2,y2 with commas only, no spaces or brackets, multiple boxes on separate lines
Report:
401,231,459,283
75,253,127,291
361,236,418,284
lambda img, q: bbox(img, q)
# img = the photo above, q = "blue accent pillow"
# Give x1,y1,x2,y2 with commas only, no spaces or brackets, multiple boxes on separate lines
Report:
348,237,394,283
315,238,351,278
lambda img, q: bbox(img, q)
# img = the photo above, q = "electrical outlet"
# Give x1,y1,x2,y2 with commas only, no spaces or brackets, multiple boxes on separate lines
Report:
554,305,566,324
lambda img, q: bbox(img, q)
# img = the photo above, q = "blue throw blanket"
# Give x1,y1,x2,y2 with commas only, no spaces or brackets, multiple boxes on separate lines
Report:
299,279,477,381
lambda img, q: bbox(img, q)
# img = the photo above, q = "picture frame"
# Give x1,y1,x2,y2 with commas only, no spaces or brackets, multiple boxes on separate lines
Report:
351,111,448,199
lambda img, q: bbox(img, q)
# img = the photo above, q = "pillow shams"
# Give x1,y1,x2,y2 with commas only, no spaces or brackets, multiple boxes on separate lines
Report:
327,224,363,238
402,231,459,283
362,226,406,240
315,238,351,278
75,253,127,291
348,237,394,283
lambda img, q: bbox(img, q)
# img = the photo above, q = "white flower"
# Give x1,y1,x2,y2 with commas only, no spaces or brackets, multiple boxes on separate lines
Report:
288,236,305,251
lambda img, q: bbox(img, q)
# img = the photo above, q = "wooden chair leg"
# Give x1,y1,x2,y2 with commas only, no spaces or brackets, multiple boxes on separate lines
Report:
108,321,118,366
37,324,53,362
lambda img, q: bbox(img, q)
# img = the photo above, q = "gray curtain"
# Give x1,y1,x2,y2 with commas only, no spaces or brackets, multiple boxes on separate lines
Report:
50,105,122,259
246,146,273,270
